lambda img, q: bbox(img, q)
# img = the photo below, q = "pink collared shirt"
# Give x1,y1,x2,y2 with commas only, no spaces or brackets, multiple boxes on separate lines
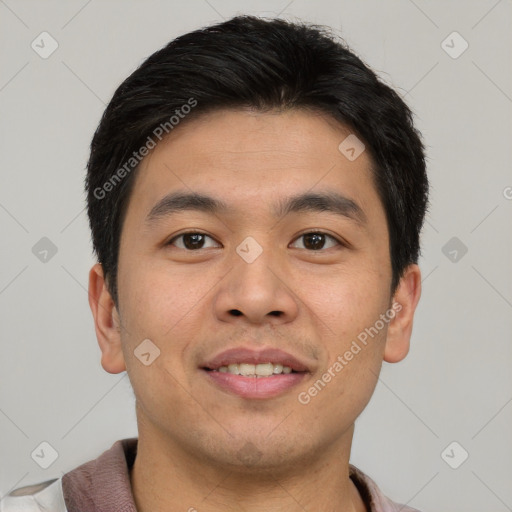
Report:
1,438,421,512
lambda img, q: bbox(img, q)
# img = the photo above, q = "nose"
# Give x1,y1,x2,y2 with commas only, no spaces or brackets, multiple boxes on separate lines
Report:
213,239,299,326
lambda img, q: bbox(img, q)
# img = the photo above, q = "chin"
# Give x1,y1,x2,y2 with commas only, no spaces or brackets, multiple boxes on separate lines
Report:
198,435,316,475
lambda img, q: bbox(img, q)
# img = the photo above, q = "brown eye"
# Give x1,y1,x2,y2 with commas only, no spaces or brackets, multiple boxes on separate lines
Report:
168,232,220,250
291,232,342,251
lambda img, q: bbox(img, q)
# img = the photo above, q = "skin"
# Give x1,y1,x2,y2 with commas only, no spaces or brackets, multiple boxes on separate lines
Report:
88,108,421,512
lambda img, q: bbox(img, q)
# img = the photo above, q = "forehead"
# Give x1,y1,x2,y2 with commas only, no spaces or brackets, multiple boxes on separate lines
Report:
125,108,384,227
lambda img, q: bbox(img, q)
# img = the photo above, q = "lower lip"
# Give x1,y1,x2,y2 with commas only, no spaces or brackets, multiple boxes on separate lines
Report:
202,370,307,399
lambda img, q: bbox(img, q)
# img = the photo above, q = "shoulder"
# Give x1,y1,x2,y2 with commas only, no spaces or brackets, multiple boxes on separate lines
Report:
349,464,422,512
0,477,67,512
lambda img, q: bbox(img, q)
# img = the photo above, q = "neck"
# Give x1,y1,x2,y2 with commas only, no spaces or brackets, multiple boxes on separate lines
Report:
130,423,367,512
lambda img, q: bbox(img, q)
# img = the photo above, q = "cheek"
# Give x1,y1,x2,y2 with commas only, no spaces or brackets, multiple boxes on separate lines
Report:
119,259,210,340
299,289,387,425
305,263,390,341
300,263,389,401
116,260,208,416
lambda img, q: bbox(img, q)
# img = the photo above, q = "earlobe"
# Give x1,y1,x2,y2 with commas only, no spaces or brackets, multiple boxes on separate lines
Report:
88,263,126,374
383,264,422,363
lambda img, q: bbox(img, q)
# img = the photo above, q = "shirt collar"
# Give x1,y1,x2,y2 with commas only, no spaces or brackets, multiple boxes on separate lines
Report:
62,437,418,512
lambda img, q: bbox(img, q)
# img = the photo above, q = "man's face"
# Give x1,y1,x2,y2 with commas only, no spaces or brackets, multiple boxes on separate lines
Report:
104,109,402,470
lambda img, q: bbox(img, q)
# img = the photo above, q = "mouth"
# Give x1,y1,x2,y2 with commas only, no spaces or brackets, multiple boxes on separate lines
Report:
204,362,299,376
200,347,310,399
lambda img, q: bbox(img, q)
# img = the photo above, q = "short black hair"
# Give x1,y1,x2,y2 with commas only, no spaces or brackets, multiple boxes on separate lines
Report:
85,15,429,306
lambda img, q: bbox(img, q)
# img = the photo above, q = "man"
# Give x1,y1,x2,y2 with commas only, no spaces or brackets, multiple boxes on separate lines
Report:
1,15,428,512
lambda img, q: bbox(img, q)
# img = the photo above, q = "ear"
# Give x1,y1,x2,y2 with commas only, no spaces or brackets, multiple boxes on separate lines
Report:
88,263,126,374
383,264,422,363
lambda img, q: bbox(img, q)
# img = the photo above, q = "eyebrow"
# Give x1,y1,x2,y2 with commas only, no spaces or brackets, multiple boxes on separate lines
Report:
145,190,367,226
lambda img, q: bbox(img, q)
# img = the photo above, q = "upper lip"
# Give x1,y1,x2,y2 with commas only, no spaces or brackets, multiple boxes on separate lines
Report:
202,347,310,372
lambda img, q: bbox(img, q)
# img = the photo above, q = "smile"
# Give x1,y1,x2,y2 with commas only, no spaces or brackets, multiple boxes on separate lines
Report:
207,362,295,377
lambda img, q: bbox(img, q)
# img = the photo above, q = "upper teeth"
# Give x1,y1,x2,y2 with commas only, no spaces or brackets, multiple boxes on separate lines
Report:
215,363,293,376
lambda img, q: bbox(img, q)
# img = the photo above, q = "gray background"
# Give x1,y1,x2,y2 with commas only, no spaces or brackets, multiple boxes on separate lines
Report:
1,1,511,510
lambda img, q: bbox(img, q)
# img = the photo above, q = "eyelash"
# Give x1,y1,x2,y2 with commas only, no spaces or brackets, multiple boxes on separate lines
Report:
166,230,345,251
